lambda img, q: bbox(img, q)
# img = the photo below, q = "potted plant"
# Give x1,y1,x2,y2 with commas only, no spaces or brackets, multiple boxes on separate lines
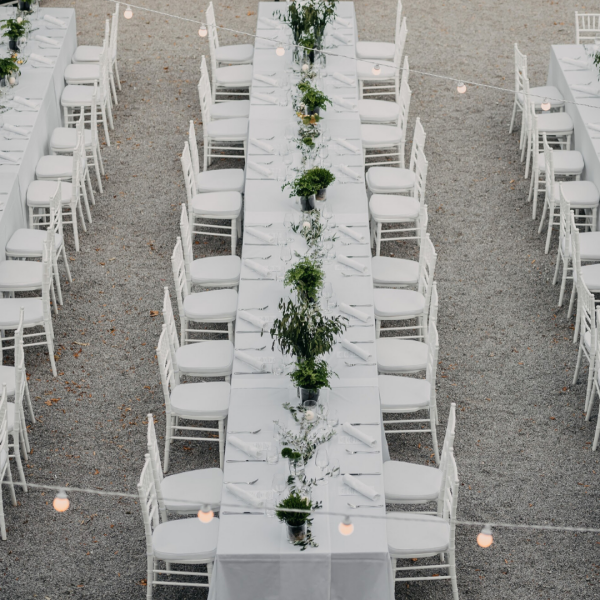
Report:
0,55,23,87
297,81,331,116
290,357,333,403
1,18,28,52
307,167,335,201
282,170,322,211
276,490,313,544
284,255,324,303
281,447,304,480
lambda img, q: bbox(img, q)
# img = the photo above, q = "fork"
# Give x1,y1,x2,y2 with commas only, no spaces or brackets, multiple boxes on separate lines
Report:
342,272,369,277
347,502,384,509
240,305,269,311
248,255,272,260
237,346,267,351
345,361,376,367
224,478,259,485
346,449,380,455
256,135,275,140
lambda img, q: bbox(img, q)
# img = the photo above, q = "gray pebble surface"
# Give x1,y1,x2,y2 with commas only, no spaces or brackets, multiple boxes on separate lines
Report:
1,0,598,598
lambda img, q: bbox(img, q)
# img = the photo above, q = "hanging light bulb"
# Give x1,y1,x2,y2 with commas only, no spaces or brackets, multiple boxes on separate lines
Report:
276,44,286,57
199,24,208,38
456,81,467,94
372,64,381,76
53,489,70,513
124,5,133,19
477,524,494,548
197,504,214,523
338,515,354,536
541,98,551,111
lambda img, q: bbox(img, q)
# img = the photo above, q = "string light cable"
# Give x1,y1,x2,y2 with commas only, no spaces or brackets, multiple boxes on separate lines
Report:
101,0,599,111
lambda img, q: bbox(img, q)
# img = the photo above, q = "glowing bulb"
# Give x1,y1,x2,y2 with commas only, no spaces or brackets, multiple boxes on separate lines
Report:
276,44,286,57
199,24,208,37
477,524,493,548
372,64,381,76
124,6,133,19
16,17,23,24
457,82,467,94
338,515,354,536
53,490,70,513
541,98,551,111
197,504,214,523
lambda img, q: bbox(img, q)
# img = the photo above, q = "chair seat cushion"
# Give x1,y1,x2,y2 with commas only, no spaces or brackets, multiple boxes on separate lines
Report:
538,150,583,175
27,180,73,207
559,180,600,208
358,99,400,124
379,374,430,411
581,262,600,292
366,167,415,194
537,112,573,134
356,41,395,61
215,44,254,64
152,517,219,562
578,231,600,261
384,460,442,503
183,289,238,321
215,64,253,87
0,260,42,292
212,100,251,120
371,256,419,287
50,127,93,151
0,298,44,328
374,289,426,318
518,85,565,109
361,124,402,147
206,117,249,140
71,45,102,63
162,468,223,512
376,338,428,373
191,256,241,287
61,84,105,107
190,191,242,218
6,229,62,258
171,381,230,419
370,194,419,221
35,155,74,180
196,169,245,193
64,63,100,84
357,59,396,80
0,365,16,397
387,513,450,556
176,340,234,376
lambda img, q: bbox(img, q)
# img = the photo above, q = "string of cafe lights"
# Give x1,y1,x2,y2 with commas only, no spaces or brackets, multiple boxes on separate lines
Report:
3,479,600,548
100,0,600,112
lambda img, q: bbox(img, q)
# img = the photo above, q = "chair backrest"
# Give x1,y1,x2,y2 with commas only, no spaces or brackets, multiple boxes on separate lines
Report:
137,454,161,552
394,0,403,44
11,311,26,441
439,403,456,471
41,241,53,324
558,185,573,256
171,238,190,323
412,145,428,208
162,286,180,353
157,325,176,414
181,141,197,204
198,71,213,125
400,54,409,87
206,1,220,74
109,6,119,62
576,12,600,44
408,117,426,172
514,43,527,98
417,234,437,324
542,133,556,206
180,203,194,282
392,17,407,67
188,121,201,182
396,76,411,139
418,204,428,240
440,450,459,533
428,281,439,334
0,384,8,478
521,77,532,136
49,181,63,238
425,306,440,390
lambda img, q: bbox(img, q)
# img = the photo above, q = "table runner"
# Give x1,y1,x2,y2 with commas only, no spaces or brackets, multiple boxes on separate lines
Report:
0,8,76,258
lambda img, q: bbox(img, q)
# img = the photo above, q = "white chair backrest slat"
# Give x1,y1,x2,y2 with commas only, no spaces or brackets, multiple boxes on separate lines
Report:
576,12,600,44
137,455,160,547
157,325,176,414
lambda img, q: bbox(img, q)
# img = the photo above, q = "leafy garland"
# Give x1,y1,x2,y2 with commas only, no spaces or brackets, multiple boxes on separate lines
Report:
291,209,335,249
0,18,30,40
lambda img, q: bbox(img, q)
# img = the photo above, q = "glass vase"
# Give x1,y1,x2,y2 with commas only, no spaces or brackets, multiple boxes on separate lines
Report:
287,522,307,543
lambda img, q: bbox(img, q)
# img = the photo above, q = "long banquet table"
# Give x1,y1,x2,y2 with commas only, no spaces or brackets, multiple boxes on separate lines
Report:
0,7,76,258
548,44,600,228
208,4,394,600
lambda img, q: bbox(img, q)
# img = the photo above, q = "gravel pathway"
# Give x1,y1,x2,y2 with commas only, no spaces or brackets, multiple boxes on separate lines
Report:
1,0,598,598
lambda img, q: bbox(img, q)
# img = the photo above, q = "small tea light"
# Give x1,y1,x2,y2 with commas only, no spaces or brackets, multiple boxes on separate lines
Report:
16,17,23,24
303,221,311,229
302,63,309,73
8,76,16,85
276,44,286,57
304,410,316,422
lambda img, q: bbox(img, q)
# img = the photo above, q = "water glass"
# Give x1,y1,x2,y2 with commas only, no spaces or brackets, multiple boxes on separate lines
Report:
265,494,276,518
327,408,339,428
267,442,280,465
327,293,338,312
272,357,285,376
280,245,292,265
273,473,288,498
315,448,330,485
323,282,333,302
283,211,295,229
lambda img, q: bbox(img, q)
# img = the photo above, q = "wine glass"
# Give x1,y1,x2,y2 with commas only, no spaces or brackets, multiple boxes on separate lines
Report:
315,448,330,485
280,245,292,266
273,473,288,500
322,282,333,304
284,211,295,230
272,357,285,376
327,408,339,428
322,207,332,224
319,145,329,166
323,239,334,263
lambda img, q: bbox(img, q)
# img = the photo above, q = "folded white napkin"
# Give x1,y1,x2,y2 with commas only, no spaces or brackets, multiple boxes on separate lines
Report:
35,35,60,47
572,84,598,94
332,72,354,85
338,255,366,272
250,137,276,153
342,422,376,446
336,17,353,28
0,151,20,164
246,227,275,243
341,339,371,361
588,122,600,132
13,96,38,109
3,124,28,138
43,14,66,27
333,95,357,110
561,57,588,68
235,349,266,370
254,73,279,86
258,16,281,29
342,473,380,500
237,311,268,331
254,92,280,105
226,483,265,507
248,160,273,178
29,53,54,66
332,31,351,45
243,258,271,277
339,303,370,322
339,165,361,180
338,224,365,242
335,138,360,153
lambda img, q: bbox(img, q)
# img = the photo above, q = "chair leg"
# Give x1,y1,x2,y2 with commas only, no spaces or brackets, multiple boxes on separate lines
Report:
109,70,118,106
219,419,225,470
567,283,577,320
81,180,93,223
509,99,518,134
553,251,562,285
538,199,548,233
61,244,73,284
100,105,111,145
96,141,106,175
585,362,596,419
146,556,154,600
573,344,584,384
544,213,554,255
592,403,600,450
105,98,114,130
85,168,96,206
46,326,57,378
11,435,28,492
449,550,459,600
375,222,382,257
6,464,16,506
231,218,237,255
430,412,440,465
91,148,103,193
558,261,569,306
24,381,35,422
52,255,63,305
114,60,122,91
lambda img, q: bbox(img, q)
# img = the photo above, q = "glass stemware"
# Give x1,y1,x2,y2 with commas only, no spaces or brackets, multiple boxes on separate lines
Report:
315,448,330,484
280,245,292,266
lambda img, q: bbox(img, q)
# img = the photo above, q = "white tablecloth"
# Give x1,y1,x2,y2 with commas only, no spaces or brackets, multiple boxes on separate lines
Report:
548,44,600,227
0,8,76,258
209,4,393,600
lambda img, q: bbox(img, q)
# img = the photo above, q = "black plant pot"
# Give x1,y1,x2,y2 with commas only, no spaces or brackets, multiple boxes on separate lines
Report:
315,187,327,202
8,39,19,52
308,106,320,117
299,194,316,212
299,388,320,404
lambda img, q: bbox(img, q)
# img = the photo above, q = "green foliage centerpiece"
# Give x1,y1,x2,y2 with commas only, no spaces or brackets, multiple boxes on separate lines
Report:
283,167,335,210
296,81,331,117
1,18,29,51
276,490,320,548
284,255,324,302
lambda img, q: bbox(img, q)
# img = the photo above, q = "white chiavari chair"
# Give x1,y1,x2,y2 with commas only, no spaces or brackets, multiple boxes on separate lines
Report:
576,12,600,44
180,204,240,291
147,413,223,518
356,0,402,61
0,384,17,540
162,288,234,384
138,455,219,598
569,223,600,323
386,452,459,599
199,55,250,120
206,2,253,67
156,327,229,471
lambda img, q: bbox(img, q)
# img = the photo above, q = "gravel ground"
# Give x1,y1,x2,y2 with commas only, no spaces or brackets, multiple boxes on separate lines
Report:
1,0,598,598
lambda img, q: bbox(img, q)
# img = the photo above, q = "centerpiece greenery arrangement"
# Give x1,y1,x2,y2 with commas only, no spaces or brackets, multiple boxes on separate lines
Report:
1,18,29,51
296,81,331,116
283,167,334,210
0,54,24,85
276,490,320,548
284,255,324,302
276,0,338,48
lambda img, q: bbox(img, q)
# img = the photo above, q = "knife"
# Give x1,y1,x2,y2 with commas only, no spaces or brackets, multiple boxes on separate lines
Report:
222,511,264,515
345,472,381,476
349,422,379,426
226,459,267,463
